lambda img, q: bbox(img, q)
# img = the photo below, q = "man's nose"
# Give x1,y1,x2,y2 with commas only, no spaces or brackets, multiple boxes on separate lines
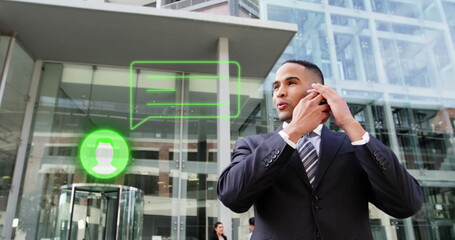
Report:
277,86,286,97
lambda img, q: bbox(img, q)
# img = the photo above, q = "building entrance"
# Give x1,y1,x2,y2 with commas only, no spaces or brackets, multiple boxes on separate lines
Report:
54,184,143,240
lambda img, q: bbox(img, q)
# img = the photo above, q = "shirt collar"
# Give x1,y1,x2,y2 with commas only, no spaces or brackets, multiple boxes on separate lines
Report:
282,122,323,136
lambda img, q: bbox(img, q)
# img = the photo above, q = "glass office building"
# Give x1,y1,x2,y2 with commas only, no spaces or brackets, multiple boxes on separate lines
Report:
218,0,455,239
0,0,455,240
260,0,455,239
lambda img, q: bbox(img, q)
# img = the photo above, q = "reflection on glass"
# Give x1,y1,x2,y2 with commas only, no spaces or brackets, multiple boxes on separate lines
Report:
360,36,378,82
329,0,365,10
392,107,455,171
268,5,330,78
335,33,358,80
0,36,34,234
409,187,455,239
371,0,419,18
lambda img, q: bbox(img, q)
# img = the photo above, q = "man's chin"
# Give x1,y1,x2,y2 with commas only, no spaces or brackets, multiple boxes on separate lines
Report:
277,114,291,122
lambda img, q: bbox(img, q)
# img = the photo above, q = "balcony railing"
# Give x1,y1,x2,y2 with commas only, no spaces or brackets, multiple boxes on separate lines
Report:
162,0,213,10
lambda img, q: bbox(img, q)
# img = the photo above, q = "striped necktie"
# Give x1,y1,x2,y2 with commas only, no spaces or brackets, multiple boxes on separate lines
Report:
296,135,318,187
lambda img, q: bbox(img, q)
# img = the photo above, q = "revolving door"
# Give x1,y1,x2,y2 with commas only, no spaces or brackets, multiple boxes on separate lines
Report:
55,184,143,240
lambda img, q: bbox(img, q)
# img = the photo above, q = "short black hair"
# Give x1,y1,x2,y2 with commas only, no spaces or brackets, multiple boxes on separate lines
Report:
282,59,324,84
249,217,255,226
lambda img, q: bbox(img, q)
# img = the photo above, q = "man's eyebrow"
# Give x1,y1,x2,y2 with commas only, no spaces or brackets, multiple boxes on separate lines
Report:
272,76,301,87
273,77,301,85
285,76,300,81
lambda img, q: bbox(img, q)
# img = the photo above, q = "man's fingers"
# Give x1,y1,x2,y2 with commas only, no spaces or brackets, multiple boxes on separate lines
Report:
311,83,337,98
303,91,319,100
311,94,326,106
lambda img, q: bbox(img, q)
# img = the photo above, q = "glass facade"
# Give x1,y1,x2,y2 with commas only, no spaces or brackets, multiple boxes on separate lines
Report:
0,35,34,238
1,0,455,239
257,0,455,239
7,62,263,240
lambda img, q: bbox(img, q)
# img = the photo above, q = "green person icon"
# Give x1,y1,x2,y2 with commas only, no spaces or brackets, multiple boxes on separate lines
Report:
93,138,116,174
79,129,130,179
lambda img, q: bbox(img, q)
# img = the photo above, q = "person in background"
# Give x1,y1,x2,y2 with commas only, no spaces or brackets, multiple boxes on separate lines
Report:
209,221,227,240
217,60,423,240
245,217,255,240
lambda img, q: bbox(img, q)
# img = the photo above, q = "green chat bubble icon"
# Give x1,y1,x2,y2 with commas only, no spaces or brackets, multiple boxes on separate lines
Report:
79,129,130,179
129,61,241,130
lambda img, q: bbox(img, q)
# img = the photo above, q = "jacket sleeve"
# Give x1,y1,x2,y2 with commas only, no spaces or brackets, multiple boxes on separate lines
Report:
217,133,294,213
355,134,423,218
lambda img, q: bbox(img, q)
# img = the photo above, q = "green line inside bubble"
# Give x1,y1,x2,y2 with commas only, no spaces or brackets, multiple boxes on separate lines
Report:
147,102,227,106
146,75,229,79
147,89,176,92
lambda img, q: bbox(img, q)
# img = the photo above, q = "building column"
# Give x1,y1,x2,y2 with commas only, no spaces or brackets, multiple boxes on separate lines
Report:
217,37,232,239
228,0,239,16
156,0,164,8
403,218,416,240
2,59,43,240
1,34,17,240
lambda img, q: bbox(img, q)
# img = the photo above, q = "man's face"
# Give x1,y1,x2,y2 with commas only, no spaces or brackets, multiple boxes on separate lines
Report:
272,63,320,122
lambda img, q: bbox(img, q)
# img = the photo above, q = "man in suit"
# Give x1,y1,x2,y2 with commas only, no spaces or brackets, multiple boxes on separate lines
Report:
245,217,255,240
217,60,423,240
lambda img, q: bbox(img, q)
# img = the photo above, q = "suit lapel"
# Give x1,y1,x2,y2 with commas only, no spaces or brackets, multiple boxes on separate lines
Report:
312,125,346,189
275,126,312,188
288,150,312,188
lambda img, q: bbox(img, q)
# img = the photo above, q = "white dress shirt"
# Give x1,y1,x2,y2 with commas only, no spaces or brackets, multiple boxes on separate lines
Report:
278,123,369,152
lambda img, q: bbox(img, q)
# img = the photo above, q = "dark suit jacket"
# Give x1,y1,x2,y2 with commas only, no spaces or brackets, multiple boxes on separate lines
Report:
217,126,422,240
209,234,228,240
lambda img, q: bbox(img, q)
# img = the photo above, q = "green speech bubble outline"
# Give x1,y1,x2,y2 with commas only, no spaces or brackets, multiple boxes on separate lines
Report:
129,61,241,130
79,129,130,179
